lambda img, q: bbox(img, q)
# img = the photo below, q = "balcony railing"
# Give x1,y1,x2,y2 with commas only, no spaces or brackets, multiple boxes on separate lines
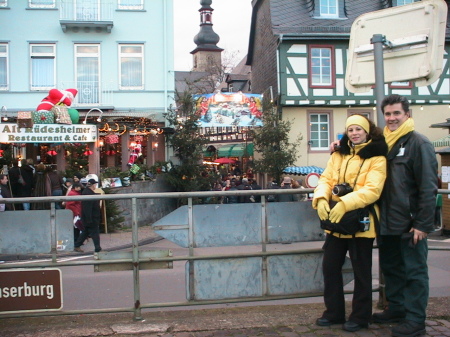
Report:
59,1,114,32
60,81,114,107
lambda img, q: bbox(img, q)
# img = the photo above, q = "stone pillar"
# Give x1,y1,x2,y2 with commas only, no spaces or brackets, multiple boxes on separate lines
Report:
88,141,100,176
121,132,130,171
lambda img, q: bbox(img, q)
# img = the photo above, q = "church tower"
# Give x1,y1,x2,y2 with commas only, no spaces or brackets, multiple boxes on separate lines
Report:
191,0,223,72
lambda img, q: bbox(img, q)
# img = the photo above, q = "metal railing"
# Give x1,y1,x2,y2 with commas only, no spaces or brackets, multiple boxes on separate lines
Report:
60,81,114,107
59,1,114,22
0,188,448,320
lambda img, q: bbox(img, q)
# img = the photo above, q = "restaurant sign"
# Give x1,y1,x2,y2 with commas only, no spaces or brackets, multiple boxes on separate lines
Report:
0,123,97,143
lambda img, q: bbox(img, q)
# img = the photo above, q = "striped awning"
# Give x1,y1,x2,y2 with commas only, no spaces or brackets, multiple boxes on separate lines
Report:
283,166,325,176
432,135,450,147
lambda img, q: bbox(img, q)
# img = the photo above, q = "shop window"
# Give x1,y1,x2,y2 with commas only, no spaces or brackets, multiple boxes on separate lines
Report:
30,44,56,90
309,45,335,88
0,43,8,90
308,112,331,151
118,0,143,10
119,44,144,90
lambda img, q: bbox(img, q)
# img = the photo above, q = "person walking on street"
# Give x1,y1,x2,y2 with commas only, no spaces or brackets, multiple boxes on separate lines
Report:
74,178,102,254
19,159,34,210
313,114,387,332
278,176,298,202
372,94,438,337
0,174,14,211
8,160,23,210
65,182,84,242
47,166,64,209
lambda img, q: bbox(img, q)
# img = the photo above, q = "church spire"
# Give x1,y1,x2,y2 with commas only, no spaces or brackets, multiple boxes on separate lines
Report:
191,0,223,72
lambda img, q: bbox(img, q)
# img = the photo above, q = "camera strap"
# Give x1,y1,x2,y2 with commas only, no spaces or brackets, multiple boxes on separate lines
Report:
339,156,366,190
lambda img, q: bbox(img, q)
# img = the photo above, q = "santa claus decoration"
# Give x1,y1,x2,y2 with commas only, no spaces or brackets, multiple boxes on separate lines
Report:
36,88,78,111
127,142,142,166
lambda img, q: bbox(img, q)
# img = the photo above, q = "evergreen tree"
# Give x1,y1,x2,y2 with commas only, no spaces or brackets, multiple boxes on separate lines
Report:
163,90,213,201
252,97,302,184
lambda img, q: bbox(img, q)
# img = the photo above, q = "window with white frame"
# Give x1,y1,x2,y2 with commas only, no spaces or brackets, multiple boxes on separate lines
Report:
119,44,144,90
0,0,7,8
75,44,100,104
30,44,56,90
319,0,338,18
309,45,334,87
0,43,8,90
29,0,56,8
118,0,143,10
309,112,330,150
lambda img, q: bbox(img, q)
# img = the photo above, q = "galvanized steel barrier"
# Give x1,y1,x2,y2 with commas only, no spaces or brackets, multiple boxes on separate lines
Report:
0,188,448,320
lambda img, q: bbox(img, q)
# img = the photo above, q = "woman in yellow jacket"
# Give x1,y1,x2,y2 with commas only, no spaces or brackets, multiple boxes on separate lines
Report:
313,114,387,332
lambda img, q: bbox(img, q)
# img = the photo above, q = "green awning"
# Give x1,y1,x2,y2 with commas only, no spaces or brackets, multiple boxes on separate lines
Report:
432,135,450,147
217,143,253,157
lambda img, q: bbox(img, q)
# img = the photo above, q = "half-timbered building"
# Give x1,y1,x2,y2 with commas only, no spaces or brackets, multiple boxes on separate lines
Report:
247,0,450,168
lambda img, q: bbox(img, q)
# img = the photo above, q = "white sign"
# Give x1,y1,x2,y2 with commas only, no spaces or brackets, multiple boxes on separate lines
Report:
345,0,448,92
442,166,449,183
0,123,97,143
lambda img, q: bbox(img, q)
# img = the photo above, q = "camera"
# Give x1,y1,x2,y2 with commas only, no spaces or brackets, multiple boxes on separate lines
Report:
332,183,353,196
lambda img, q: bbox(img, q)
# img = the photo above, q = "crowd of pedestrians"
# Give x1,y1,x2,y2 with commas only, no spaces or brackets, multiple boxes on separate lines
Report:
217,173,308,204
0,163,103,253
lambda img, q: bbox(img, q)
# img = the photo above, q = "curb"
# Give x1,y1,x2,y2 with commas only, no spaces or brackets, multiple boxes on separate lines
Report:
0,234,164,262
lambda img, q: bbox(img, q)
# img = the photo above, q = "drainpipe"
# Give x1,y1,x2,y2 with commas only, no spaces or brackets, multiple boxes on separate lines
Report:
276,34,283,101
163,0,170,162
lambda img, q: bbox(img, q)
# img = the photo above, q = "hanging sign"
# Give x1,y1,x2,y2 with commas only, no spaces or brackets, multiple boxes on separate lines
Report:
0,123,97,143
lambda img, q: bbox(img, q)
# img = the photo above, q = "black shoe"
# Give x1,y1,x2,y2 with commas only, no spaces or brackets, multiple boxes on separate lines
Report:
391,320,426,337
316,317,345,326
342,321,368,332
372,309,406,323
74,247,84,253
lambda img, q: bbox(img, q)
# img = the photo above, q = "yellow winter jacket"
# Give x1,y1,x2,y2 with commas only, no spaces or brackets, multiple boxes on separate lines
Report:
312,135,387,238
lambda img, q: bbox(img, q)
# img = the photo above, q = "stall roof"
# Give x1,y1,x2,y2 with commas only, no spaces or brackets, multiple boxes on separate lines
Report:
283,166,324,176
217,143,253,157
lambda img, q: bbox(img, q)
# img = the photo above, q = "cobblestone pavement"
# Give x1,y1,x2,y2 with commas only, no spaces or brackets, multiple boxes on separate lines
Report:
161,321,450,337
108,320,450,337
1,298,449,337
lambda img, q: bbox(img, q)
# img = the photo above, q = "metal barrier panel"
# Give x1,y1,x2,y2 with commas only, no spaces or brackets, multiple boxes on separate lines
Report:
0,209,73,254
153,202,324,248
185,254,353,300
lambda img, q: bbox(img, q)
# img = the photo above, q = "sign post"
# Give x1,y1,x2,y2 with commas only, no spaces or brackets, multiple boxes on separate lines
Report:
345,0,448,124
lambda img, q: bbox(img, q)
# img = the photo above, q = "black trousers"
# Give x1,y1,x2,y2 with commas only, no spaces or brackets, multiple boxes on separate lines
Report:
379,235,429,323
74,224,102,252
321,234,374,324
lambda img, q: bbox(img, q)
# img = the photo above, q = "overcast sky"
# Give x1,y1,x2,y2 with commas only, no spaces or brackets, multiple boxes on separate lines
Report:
173,0,253,71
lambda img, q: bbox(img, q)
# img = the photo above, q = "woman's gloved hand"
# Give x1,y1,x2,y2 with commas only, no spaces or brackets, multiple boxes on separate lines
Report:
329,202,346,223
316,199,330,221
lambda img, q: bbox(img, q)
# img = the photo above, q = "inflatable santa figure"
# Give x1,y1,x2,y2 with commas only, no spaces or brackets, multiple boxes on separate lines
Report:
37,88,78,111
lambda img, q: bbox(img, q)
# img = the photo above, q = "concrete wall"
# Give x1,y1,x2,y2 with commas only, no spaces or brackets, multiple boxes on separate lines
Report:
112,174,177,228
